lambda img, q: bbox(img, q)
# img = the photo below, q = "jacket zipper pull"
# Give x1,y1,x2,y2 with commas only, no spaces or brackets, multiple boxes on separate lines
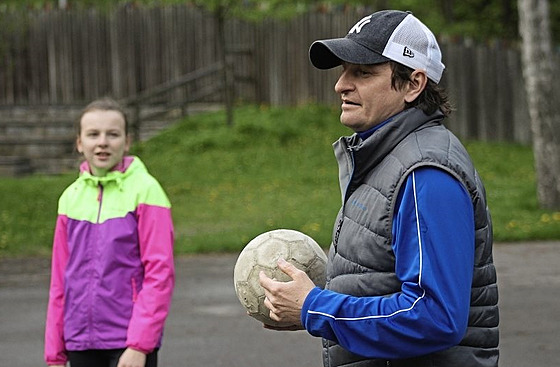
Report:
96,184,103,223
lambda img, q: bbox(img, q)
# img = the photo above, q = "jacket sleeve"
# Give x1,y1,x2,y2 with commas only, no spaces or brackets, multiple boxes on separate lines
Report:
44,214,69,365
301,167,474,359
126,192,175,353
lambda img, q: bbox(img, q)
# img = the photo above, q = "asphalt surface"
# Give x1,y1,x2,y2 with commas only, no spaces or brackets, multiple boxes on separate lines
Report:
1,241,559,367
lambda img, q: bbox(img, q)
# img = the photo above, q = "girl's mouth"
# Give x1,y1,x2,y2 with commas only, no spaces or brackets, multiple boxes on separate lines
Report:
96,152,110,159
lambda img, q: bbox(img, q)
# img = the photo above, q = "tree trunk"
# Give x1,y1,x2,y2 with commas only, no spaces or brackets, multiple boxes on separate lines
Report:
439,0,454,23
517,0,560,209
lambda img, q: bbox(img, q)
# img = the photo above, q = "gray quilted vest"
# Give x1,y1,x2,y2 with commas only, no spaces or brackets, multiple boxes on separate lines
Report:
324,108,499,367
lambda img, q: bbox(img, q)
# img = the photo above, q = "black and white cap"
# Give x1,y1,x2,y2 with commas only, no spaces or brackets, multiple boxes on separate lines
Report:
309,10,445,84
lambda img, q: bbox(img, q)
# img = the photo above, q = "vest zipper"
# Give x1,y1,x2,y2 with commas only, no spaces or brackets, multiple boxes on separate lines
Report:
333,217,343,250
334,145,355,252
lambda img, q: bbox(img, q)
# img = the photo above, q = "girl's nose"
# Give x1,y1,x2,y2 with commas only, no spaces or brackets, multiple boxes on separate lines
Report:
97,134,109,146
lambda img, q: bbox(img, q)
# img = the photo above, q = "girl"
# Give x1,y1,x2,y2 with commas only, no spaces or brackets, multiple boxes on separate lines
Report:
44,98,175,367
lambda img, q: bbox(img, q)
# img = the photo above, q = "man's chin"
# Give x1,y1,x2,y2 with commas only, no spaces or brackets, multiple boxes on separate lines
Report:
340,118,363,132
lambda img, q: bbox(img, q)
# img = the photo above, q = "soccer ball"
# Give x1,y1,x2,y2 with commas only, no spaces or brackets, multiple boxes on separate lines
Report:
233,229,327,327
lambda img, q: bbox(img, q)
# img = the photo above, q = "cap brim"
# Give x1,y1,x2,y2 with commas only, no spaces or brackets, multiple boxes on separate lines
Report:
309,38,391,69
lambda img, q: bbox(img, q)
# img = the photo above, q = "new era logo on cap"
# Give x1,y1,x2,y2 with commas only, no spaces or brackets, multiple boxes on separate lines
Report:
403,46,414,58
309,10,445,83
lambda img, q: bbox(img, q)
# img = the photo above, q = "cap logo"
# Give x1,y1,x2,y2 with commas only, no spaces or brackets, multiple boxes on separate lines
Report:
403,46,415,58
349,15,372,34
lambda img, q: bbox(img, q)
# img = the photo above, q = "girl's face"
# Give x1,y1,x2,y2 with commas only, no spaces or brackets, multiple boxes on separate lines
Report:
76,109,130,177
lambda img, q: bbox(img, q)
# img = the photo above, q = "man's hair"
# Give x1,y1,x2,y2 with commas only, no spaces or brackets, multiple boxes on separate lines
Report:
389,61,453,117
76,97,129,135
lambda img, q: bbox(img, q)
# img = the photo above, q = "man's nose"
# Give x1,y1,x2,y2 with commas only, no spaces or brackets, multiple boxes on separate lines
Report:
334,72,351,94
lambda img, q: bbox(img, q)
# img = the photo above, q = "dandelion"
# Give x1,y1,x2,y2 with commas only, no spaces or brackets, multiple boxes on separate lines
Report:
540,214,551,223
303,222,321,233
506,221,517,230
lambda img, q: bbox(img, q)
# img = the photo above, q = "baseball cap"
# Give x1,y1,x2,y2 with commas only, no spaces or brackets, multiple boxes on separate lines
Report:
309,10,445,83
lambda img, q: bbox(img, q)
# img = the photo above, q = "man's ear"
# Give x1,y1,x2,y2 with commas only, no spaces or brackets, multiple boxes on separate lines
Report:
404,70,428,103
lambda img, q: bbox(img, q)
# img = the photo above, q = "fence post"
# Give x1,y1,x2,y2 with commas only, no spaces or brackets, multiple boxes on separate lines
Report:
132,103,141,143
216,7,234,126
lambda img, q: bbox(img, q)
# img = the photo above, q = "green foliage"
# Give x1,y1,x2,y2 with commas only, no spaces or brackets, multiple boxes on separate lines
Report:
323,0,560,43
1,0,558,42
2,105,559,258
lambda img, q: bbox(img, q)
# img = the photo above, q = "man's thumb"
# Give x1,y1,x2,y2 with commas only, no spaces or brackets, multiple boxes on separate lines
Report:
277,258,299,278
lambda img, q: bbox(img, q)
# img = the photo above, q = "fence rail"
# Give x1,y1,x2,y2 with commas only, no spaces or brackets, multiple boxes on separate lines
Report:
121,60,228,141
1,5,557,144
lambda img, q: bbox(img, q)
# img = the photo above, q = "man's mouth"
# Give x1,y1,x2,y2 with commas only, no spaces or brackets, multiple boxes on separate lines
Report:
342,99,360,106
342,100,360,106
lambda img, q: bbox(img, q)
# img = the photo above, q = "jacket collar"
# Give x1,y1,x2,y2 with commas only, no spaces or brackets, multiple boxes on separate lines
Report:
333,108,444,197
78,156,138,189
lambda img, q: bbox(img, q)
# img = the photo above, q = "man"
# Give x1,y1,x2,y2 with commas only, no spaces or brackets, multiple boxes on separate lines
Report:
259,10,499,367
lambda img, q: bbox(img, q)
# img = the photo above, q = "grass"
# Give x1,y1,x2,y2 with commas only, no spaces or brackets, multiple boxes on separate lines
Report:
1,104,559,257
465,141,560,241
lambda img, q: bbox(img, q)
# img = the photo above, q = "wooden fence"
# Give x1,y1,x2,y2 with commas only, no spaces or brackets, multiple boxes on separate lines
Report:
1,5,556,144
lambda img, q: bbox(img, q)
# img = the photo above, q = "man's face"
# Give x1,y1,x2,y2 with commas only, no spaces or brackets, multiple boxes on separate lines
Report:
334,62,408,132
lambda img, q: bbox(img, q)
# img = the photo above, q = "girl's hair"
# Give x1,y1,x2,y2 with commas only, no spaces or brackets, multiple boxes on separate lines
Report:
76,97,129,135
389,61,453,117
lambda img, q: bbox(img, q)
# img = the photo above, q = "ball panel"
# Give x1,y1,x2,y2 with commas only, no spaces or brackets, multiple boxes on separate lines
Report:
233,248,257,281
254,237,291,269
234,280,259,312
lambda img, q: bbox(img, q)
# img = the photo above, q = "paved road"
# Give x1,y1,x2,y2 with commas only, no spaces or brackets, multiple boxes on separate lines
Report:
1,241,559,366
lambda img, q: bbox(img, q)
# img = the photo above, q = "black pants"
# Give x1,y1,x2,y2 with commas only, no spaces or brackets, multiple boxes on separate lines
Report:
67,348,158,367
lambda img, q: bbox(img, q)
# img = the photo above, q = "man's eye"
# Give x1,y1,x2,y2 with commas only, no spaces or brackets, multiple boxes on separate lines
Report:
357,69,370,77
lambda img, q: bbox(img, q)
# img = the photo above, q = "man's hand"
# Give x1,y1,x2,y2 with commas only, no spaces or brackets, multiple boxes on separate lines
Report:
259,258,316,328
117,347,147,367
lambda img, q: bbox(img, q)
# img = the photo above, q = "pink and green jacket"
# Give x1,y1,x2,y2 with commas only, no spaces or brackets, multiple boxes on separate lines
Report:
44,156,175,366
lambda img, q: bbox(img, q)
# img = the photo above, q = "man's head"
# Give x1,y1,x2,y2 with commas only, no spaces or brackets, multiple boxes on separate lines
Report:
309,10,451,131
309,10,444,84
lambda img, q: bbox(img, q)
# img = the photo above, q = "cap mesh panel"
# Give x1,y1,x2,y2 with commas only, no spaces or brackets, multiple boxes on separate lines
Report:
392,20,428,55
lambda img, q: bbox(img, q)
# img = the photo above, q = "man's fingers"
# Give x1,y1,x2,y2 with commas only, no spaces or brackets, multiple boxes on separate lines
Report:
259,270,273,289
263,296,274,312
264,296,281,321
